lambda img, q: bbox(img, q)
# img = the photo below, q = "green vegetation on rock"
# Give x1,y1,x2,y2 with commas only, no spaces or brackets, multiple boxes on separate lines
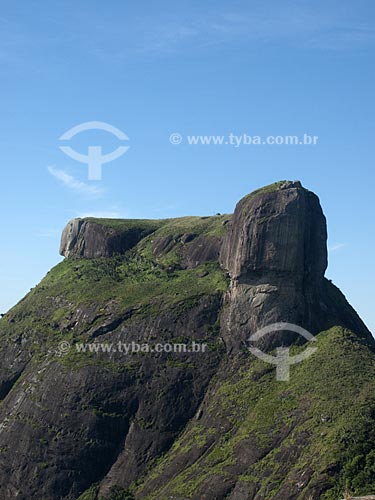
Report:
1,182,374,500
134,327,375,499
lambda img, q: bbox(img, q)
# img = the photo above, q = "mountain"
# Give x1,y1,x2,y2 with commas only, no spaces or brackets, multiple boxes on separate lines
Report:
0,180,374,500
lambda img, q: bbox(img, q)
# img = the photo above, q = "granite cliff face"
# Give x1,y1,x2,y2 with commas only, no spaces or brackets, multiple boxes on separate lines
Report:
219,181,368,353
0,181,374,500
220,181,327,278
60,218,160,259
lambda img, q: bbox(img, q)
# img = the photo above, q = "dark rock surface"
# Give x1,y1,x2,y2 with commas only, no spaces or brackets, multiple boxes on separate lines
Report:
220,181,370,352
0,181,373,500
152,233,222,269
60,218,159,258
220,180,327,278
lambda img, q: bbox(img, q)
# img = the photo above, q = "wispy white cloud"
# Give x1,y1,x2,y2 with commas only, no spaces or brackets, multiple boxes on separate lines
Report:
2,3,374,70
47,166,103,198
92,4,375,58
328,243,346,252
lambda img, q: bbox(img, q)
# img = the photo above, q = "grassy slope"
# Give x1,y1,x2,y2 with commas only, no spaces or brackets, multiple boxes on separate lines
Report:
0,214,230,500
0,215,229,363
2,208,375,499
133,328,375,499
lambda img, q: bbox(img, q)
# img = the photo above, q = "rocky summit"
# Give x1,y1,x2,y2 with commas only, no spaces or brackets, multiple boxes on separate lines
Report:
0,181,374,500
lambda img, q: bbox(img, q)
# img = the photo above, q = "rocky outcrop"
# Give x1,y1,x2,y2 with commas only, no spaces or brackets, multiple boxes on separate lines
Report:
219,181,370,351
60,218,159,258
220,180,327,278
151,233,222,269
0,181,373,500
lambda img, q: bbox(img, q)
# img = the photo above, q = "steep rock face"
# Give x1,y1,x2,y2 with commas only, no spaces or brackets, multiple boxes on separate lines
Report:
60,217,224,270
0,181,374,500
220,180,327,278
60,218,159,258
219,181,369,352
151,232,222,269
0,296,223,500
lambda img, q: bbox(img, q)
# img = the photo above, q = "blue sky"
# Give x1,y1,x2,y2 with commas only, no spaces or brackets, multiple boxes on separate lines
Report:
0,0,374,333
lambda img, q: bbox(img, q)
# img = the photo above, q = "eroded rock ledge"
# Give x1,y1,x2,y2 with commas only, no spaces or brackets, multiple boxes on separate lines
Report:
60,218,160,258
0,180,373,500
